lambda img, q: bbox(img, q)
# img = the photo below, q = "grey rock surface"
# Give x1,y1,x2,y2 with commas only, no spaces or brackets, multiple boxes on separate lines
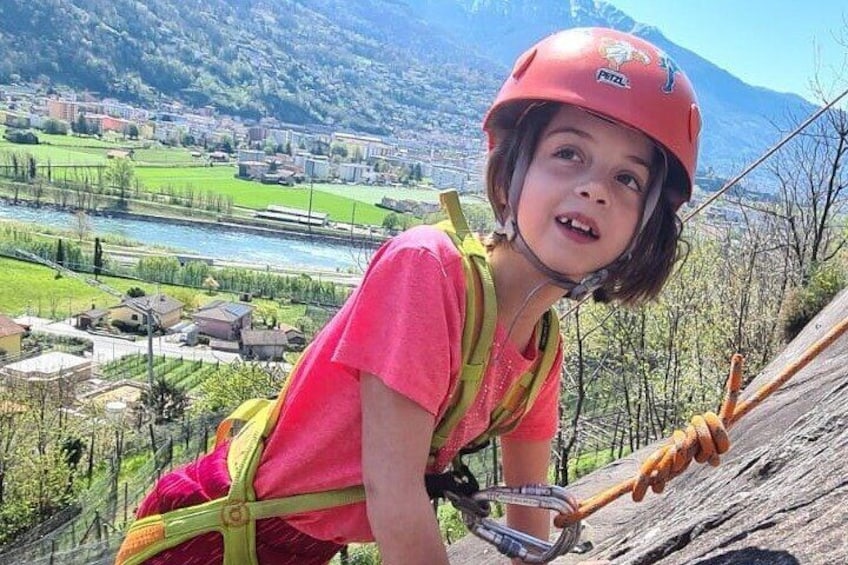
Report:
448,289,848,564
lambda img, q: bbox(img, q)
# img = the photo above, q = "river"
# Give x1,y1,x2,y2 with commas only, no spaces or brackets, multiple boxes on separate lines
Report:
0,201,365,272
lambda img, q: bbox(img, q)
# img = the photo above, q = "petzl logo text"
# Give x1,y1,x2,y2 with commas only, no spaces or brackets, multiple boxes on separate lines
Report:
596,68,630,89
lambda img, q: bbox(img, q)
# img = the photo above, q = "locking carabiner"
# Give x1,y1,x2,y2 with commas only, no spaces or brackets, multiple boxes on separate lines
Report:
447,484,582,564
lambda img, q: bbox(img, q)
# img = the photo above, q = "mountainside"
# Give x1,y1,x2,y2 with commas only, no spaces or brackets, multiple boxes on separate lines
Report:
0,0,501,137
449,288,848,563
413,0,815,174
0,0,816,173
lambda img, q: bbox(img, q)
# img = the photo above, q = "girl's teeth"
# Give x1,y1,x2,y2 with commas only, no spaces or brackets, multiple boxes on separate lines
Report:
572,219,590,231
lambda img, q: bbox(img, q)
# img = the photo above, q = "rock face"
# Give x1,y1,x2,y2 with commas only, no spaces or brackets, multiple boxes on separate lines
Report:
448,289,848,564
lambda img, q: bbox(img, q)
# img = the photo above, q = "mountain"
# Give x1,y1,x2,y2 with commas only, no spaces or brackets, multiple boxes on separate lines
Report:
412,0,816,175
0,0,816,174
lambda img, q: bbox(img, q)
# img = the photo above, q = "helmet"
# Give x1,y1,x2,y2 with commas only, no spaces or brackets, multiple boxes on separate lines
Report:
483,27,700,211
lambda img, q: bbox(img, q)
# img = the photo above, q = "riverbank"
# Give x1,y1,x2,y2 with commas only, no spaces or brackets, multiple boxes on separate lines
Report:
0,196,388,249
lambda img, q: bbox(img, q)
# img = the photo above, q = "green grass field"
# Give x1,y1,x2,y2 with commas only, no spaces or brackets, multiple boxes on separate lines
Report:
314,183,441,204
0,126,198,167
0,126,452,225
134,166,394,224
0,256,307,323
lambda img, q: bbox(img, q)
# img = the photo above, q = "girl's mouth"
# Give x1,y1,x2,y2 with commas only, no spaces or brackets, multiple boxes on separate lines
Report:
556,215,600,240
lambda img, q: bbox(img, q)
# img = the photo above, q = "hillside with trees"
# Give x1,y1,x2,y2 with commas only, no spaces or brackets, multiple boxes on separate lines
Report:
0,0,820,173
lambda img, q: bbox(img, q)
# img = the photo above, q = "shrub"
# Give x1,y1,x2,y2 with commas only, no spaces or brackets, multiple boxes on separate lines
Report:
4,130,39,144
127,286,146,297
780,263,846,342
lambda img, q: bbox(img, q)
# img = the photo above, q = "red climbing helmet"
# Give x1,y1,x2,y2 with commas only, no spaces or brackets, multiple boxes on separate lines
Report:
484,27,701,211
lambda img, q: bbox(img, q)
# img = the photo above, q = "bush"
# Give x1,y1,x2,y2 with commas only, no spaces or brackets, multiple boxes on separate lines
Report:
4,130,39,144
780,263,846,342
41,118,69,135
127,286,146,297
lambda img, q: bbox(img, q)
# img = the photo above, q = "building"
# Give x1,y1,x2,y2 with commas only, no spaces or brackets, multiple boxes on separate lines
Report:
339,163,369,183
47,99,79,122
237,149,266,163
0,314,26,357
192,301,253,341
75,306,110,331
241,329,289,360
110,295,184,331
2,352,92,405
431,165,470,192
304,157,330,181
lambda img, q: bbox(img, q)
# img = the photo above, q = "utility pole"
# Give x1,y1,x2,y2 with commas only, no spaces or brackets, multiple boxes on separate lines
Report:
146,300,154,389
307,176,314,235
350,201,356,241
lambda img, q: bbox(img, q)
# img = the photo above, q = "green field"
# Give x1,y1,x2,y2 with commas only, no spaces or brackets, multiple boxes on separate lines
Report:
0,256,307,322
0,126,198,166
134,166,395,224
314,183,441,205
0,126,459,225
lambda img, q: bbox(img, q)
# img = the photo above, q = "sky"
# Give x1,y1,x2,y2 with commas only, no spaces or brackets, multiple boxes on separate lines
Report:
608,0,848,103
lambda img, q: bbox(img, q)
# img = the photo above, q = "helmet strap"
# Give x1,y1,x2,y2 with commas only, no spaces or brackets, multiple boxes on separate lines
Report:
503,147,607,300
501,135,669,300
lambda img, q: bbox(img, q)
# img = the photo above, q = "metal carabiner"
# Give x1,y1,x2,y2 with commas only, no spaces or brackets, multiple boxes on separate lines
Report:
447,484,582,564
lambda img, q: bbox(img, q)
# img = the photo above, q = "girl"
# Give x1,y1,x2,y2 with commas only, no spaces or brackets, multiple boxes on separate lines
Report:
117,27,700,565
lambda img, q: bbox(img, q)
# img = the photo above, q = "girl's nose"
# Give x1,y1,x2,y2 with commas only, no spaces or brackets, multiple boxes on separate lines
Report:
576,178,609,206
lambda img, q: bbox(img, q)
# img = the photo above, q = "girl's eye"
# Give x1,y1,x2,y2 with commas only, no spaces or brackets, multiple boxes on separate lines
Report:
553,147,581,162
616,173,644,193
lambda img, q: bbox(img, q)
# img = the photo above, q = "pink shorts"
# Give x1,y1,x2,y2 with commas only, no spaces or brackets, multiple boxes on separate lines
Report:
135,442,343,565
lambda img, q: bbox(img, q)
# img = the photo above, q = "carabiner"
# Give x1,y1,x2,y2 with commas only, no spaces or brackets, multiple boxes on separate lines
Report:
447,484,582,564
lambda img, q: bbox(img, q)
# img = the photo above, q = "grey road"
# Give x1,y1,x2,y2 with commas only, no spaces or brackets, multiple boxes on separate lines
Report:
15,316,241,365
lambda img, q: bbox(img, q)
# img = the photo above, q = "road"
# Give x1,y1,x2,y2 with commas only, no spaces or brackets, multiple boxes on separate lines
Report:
15,315,241,365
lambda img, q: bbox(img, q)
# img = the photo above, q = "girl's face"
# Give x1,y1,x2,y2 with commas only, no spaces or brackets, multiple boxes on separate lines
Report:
515,105,654,281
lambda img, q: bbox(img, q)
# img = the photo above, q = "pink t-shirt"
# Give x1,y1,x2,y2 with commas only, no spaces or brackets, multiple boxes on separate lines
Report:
254,225,562,543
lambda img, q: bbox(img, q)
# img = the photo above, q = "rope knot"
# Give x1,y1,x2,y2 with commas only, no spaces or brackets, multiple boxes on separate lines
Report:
632,411,730,502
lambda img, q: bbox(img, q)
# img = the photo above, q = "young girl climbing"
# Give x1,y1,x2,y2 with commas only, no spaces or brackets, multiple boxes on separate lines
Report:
117,27,701,565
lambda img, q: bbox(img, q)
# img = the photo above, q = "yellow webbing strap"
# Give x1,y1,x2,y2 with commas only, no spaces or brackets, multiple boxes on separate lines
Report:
429,190,498,456
488,310,561,436
118,191,560,563
118,384,366,565
214,398,272,448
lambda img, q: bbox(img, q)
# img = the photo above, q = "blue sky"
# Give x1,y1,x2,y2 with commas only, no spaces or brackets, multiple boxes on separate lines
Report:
608,0,847,103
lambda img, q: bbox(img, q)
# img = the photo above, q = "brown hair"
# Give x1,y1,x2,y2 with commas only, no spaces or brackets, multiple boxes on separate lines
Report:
484,102,686,305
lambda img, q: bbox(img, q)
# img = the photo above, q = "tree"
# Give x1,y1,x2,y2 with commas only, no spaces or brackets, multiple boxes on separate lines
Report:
55,238,65,267
127,286,146,298
140,377,188,424
93,237,103,280
197,362,287,412
127,124,139,139
202,275,220,295
382,212,400,231
105,158,135,207
254,302,279,328
73,210,90,241
41,119,68,135
72,113,88,136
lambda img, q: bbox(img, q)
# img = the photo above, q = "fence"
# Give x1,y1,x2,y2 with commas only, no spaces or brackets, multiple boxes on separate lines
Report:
0,412,222,565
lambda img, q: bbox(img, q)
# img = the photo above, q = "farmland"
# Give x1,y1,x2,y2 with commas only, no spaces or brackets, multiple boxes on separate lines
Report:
0,255,307,323
0,126,454,225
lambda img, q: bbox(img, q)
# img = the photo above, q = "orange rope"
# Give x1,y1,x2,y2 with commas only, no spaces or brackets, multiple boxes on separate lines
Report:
555,314,848,528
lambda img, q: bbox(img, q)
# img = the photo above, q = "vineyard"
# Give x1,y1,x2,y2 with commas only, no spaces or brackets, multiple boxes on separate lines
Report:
99,353,221,393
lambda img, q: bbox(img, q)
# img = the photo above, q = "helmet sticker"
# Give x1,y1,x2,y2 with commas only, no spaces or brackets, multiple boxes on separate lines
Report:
658,52,680,93
596,38,651,89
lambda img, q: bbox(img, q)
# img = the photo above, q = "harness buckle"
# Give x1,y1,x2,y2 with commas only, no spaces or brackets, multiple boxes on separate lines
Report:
447,484,582,564
221,500,250,528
